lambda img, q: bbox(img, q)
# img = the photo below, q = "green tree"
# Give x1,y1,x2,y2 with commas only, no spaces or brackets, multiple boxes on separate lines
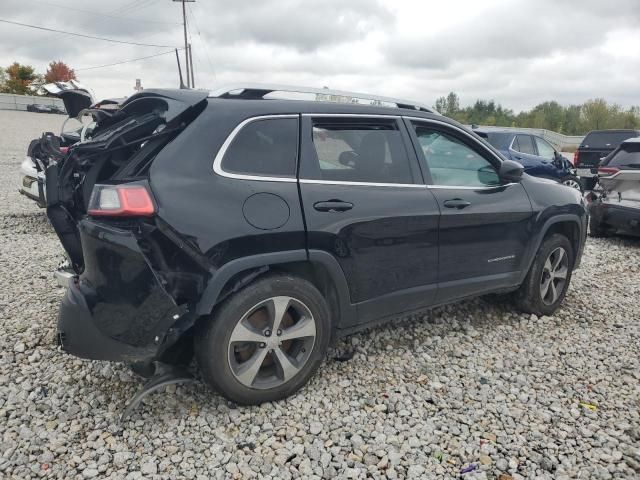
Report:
581,98,610,130
563,105,582,135
434,92,460,118
1,62,37,94
530,101,564,132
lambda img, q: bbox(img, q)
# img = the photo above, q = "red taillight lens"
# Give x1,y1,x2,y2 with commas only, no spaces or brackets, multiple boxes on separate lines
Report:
573,150,580,166
597,167,619,176
60,146,69,154
87,184,156,217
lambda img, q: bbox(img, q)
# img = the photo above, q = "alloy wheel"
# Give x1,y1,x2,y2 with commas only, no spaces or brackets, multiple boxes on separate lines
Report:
540,247,569,305
562,178,581,190
227,296,316,389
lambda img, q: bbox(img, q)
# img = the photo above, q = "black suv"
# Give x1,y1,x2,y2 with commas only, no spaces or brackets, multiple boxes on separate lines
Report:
46,85,587,405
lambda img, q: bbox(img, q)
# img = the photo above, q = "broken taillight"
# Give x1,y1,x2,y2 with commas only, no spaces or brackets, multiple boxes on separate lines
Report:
597,167,619,176
87,184,156,217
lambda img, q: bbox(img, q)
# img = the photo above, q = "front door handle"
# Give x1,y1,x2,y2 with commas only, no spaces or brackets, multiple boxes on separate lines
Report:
443,199,471,209
313,200,354,212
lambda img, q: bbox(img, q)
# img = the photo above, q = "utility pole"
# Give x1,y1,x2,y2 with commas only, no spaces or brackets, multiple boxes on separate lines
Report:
173,0,195,88
188,43,195,88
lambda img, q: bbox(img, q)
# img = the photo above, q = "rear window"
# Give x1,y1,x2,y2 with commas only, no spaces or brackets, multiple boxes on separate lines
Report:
480,132,512,151
582,131,639,149
514,135,536,155
605,143,640,168
221,117,298,178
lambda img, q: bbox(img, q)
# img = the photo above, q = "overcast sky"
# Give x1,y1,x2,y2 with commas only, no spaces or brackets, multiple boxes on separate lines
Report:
0,0,638,111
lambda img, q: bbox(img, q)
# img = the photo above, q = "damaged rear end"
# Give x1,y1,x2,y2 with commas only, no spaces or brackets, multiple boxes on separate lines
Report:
48,89,210,363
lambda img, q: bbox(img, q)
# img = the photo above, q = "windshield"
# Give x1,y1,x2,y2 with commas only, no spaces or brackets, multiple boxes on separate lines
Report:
582,131,638,149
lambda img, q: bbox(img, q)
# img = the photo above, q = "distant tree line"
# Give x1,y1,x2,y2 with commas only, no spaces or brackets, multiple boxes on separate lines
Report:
0,61,76,95
434,92,640,135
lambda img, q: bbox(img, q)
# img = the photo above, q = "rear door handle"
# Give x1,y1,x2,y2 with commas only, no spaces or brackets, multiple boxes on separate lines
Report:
443,199,471,209
313,200,354,212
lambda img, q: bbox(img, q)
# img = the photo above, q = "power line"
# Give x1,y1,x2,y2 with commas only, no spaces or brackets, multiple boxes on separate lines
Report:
0,18,178,48
76,49,180,71
110,0,157,16
188,3,216,83
27,0,181,25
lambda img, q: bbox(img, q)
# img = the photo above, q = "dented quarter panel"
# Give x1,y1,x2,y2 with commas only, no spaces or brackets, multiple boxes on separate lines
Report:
78,220,183,347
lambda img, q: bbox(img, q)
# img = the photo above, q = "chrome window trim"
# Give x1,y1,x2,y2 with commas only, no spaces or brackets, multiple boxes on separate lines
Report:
303,113,401,119
300,179,425,188
427,183,516,190
213,113,516,190
212,114,299,183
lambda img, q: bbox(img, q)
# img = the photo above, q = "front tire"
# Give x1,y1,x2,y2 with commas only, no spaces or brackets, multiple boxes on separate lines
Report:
514,234,574,316
195,274,331,405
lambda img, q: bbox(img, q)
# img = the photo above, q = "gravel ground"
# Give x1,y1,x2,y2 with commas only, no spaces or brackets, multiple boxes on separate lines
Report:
0,110,639,480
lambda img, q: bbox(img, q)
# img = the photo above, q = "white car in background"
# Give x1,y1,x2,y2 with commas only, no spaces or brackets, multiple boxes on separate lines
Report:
18,80,122,207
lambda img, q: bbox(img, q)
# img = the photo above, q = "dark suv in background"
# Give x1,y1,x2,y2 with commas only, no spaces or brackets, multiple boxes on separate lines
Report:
475,129,581,190
575,129,640,190
44,85,587,405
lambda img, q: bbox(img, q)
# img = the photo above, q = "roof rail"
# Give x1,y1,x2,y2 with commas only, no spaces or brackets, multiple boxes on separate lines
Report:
208,83,435,113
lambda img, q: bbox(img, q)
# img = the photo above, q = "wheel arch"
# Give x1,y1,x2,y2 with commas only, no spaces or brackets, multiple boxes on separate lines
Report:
523,214,584,278
194,249,356,331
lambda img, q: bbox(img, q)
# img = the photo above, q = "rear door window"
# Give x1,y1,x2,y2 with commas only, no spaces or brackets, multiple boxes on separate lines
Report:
302,118,416,184
514,135,536,155
220,117,298,178
607,143,640,168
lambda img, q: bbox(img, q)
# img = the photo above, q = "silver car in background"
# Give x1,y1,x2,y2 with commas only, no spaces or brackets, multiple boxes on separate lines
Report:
588,137,640,237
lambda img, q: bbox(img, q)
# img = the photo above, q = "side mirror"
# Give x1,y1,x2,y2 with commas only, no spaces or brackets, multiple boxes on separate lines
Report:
553,151,564,167
499,160,524,183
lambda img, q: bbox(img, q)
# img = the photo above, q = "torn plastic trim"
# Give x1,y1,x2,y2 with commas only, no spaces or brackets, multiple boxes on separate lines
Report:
119,362,197,423
119,88,209,125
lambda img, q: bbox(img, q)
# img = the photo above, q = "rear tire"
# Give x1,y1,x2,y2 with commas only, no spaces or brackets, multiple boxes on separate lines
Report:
195,274,331,405
514,234,574,316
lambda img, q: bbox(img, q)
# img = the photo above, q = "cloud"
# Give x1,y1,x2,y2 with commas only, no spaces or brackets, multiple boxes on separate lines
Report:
383,0,640,69
0,0,638,111
200,0,393,51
